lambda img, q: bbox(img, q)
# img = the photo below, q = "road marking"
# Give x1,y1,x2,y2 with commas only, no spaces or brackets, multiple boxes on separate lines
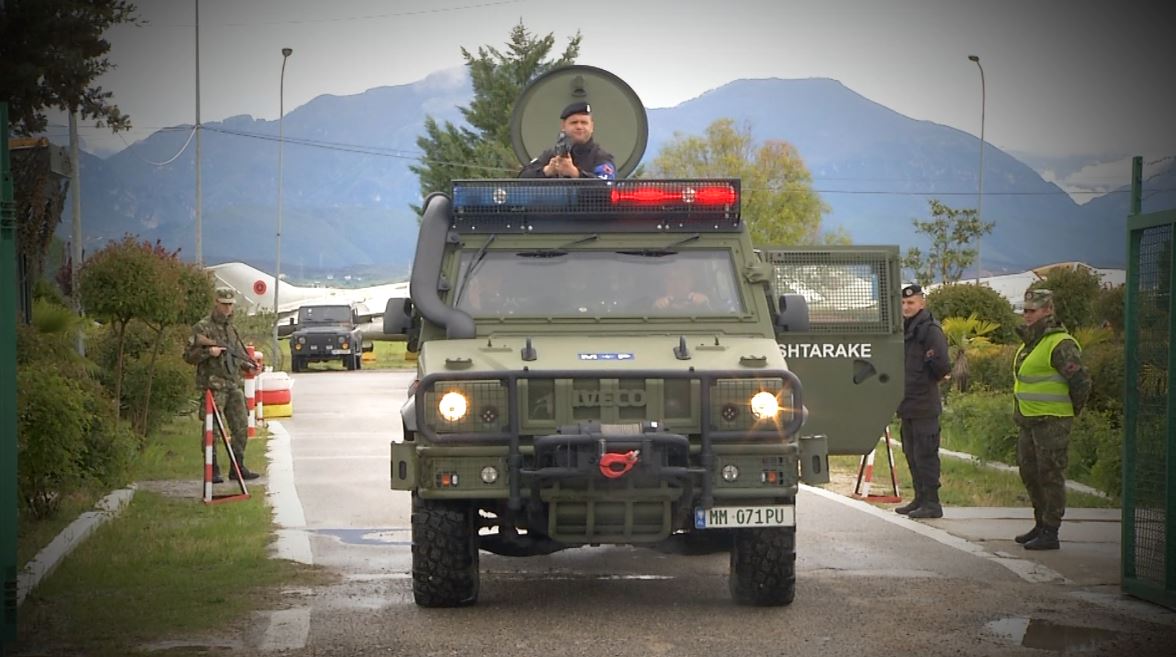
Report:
266,421,314,565
801,484,1070,585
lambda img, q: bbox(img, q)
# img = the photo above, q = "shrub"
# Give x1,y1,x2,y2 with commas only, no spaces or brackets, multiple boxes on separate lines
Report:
1068,409,1117,492
17,368,91,518
927,283,1019,344
123,353,197,435
1082,342,1124,418
967,344,1016,392
941,392,1018,462
1032,266,1102,329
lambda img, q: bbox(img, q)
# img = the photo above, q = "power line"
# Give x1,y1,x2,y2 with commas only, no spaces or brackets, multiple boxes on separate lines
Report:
118,127,197,166
204,126,1176,197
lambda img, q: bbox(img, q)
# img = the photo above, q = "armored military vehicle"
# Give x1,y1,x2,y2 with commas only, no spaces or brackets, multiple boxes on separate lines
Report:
289,303,367,372
384,66,903,607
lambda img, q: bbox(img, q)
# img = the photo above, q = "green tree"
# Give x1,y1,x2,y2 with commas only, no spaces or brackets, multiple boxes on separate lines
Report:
1030,265,1102,329
410,22,581,210
1,0,139,135
901,199,994,285
926,282,1019,344
1094,283,1125,334
648,119,829,245
78,236,176,416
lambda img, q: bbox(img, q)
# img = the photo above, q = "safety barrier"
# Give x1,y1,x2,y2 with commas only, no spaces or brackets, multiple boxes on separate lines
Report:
258,370,293,418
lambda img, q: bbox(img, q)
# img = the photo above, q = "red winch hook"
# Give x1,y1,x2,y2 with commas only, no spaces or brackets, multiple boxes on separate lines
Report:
599,450,640,479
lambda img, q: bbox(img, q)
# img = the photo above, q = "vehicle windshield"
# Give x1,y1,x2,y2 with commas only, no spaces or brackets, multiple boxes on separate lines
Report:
453,249,745,317
298,305,353,325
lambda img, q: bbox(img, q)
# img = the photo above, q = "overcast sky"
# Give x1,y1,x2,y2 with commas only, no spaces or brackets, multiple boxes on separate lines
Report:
55,0,1175,172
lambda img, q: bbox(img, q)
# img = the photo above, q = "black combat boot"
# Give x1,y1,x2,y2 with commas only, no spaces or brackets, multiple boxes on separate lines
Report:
1014,523,1042,544
230,465,261,481
1023,526,1059,550
895,496,922,515
907,489,943,519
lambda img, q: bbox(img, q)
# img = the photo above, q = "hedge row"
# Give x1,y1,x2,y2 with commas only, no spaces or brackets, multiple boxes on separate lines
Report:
939,391,1121,498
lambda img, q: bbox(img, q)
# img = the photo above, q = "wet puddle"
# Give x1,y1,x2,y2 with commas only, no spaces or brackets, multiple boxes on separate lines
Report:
311,527,409,546
986,617,1121,652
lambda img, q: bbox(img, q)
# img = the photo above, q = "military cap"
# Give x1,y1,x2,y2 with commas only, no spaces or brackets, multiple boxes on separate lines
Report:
901,283,923,298
560,101,591,119
214,287,237,304
1023,288,1054,310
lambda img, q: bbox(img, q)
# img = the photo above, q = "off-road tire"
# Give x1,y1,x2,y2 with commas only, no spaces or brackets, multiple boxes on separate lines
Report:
729,526,796,606
411,495,480,607
354,354,363,370
345,354,356,370
290,356,303,373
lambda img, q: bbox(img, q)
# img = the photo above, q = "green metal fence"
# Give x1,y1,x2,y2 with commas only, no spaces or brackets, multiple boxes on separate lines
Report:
1122,157,1176,610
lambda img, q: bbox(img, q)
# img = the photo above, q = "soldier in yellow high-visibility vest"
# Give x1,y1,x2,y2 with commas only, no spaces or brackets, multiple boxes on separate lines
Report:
1012,288,1091,550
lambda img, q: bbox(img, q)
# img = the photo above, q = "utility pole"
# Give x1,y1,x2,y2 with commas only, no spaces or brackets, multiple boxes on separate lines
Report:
968,55,986,284
194,0,203,264
273,47,292,368
69,109,84,356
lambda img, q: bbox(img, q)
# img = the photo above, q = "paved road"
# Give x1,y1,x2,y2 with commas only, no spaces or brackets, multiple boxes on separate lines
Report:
258,369,1176,656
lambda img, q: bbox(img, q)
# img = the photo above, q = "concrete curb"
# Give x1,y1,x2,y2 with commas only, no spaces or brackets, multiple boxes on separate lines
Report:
265,420,314,565
17,484,137,606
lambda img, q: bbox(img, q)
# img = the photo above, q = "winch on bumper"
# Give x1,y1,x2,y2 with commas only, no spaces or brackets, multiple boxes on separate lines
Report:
391,369,829,543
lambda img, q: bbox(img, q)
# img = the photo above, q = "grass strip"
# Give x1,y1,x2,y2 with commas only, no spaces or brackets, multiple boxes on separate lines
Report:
826,443,1117,509
16,412,325,655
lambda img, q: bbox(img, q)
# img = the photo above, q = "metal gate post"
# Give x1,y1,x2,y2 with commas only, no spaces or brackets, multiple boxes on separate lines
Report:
1,101,20,647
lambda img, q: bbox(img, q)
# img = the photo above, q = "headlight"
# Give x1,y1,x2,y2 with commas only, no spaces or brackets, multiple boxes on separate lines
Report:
438,391,469,422
750,391,780,420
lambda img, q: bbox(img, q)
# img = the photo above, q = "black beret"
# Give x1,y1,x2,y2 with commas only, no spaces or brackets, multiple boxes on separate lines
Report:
560,101,591,119
901,283,923,298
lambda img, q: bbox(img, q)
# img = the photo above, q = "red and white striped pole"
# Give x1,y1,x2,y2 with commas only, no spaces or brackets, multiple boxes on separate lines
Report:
254,350,265,425
203,390,215,503
244,343,257,439
853,448,876,499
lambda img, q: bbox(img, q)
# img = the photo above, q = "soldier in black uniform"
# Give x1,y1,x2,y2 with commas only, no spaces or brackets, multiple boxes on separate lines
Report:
519,101,616,179
895,283,951,519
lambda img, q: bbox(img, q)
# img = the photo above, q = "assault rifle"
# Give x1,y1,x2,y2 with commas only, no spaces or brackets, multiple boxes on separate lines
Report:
554,131,571,158
193,334,259,372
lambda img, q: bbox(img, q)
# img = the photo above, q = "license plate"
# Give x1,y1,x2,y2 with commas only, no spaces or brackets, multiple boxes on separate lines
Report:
330,349,350,355
694,505,795,529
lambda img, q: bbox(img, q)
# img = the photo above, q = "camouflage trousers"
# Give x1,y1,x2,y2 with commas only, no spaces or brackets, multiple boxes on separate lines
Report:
198,385,249,473
1016,416,1072,529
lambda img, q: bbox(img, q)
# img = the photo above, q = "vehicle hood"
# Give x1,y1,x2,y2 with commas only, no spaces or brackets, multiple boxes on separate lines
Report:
419,334,787,374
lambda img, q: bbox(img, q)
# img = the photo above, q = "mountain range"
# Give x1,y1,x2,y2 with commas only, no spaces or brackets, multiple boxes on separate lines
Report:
63,68,1175,277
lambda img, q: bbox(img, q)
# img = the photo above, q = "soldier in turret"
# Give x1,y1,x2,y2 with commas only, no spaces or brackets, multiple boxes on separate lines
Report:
183,288,261,482
519,101,616,180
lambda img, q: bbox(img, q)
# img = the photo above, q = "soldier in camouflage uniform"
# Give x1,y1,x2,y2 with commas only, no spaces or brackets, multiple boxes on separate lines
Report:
1012,288,1091,550
183,288,261,482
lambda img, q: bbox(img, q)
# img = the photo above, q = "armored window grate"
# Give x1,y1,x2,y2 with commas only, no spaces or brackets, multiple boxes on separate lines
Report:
763,250,895,334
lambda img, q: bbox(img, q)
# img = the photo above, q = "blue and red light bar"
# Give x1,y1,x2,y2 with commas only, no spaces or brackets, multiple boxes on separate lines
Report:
450,178,741,234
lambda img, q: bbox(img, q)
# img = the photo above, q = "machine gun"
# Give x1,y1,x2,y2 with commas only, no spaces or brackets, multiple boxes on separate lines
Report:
193,334,259,372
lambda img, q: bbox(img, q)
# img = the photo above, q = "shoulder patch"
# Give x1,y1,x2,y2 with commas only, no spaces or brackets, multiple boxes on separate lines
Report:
1063,362,1082,375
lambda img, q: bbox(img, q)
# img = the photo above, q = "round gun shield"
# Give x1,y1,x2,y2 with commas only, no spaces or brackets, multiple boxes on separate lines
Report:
510,65,648,179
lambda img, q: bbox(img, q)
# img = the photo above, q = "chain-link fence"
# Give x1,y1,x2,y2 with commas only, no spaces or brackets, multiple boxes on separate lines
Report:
1123,208,1176,610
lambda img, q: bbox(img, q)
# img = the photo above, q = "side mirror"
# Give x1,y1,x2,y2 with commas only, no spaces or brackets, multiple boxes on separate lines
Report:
776,294,810,333
383,297,414,336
